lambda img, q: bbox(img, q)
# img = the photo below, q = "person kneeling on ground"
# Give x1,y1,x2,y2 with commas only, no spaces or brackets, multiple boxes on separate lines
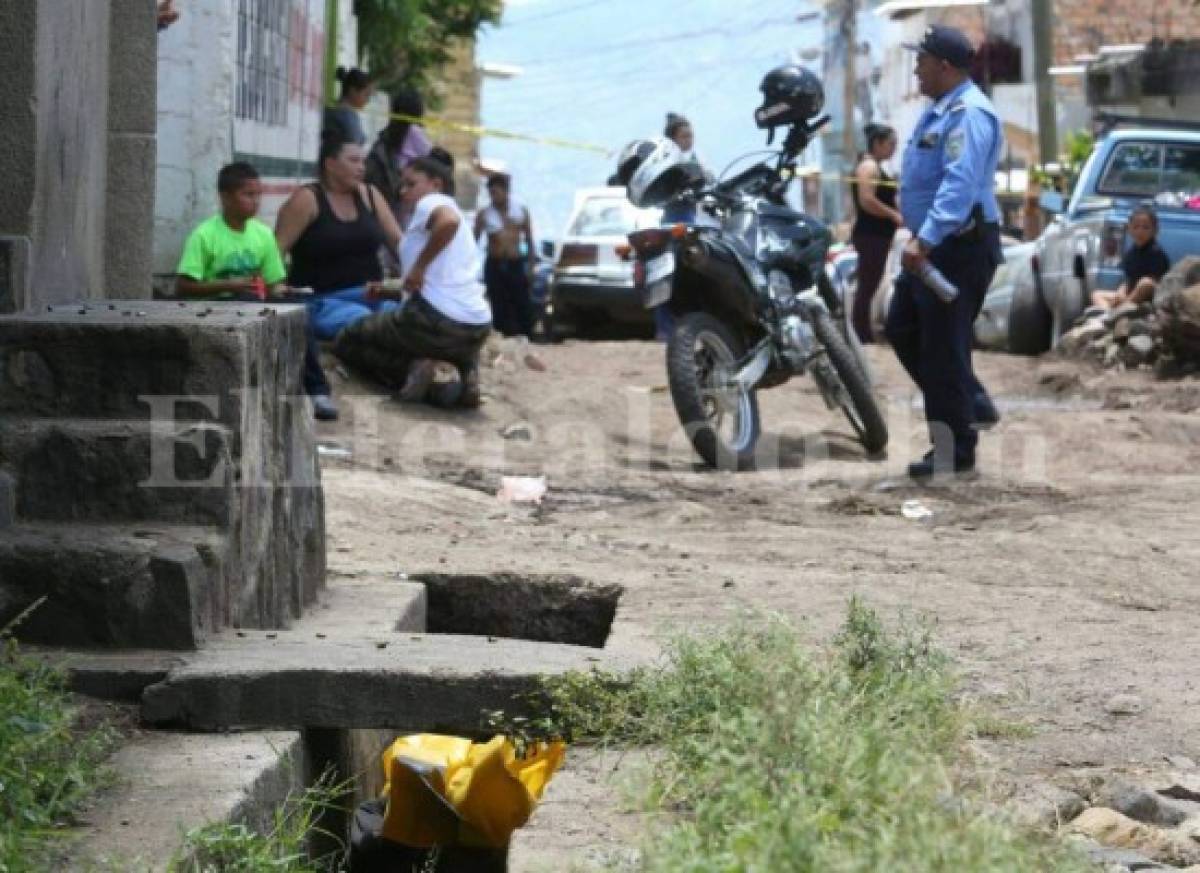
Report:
334,153,492,408
1091,206,1171,311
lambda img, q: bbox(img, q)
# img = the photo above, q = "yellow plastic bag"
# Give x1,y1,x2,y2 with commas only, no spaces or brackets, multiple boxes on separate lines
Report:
380,734,565,848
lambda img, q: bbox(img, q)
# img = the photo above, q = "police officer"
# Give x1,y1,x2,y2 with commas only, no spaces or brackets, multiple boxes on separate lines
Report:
886,25,1003,480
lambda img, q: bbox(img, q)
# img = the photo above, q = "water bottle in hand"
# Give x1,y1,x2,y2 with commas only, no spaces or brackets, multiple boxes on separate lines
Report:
916,261,960,304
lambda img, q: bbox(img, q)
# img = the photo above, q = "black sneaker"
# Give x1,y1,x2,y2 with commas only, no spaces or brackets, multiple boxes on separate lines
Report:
972,392,1000,431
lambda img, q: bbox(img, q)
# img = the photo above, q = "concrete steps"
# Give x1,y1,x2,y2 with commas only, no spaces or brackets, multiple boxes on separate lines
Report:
0,417,236,527
0,301,307,427
0,302,325,648
0,522,226,649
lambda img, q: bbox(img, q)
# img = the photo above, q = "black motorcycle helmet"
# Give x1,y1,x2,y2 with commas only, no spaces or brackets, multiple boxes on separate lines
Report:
754,64,824,130
615,139,657,188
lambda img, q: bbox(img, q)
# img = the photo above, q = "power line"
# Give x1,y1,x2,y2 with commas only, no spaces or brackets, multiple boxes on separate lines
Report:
517,14,797,68
502,0,609,27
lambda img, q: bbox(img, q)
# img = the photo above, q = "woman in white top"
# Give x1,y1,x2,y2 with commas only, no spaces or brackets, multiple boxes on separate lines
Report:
333,152,493,408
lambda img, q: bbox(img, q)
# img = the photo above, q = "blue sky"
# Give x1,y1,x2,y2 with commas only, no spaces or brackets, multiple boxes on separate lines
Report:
477,0,823,239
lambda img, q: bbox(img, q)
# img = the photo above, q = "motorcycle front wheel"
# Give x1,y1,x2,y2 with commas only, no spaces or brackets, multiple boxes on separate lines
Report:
667,311,761,471
810,309,889,455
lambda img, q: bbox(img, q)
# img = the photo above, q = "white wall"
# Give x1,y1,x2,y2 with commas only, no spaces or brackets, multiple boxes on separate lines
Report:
233,0,329,229
154,0,237,277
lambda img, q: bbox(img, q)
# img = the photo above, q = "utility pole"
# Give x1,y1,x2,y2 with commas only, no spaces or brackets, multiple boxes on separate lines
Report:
842,0,857,221
1032,0,1057,166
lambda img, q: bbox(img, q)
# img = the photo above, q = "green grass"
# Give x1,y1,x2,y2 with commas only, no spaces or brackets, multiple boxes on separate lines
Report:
168,772,346,873
528,598,1093,873
0,632,118,872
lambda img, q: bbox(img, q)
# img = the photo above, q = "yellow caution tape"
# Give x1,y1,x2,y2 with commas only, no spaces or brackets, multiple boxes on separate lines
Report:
361,107,613,156
351,104,902,184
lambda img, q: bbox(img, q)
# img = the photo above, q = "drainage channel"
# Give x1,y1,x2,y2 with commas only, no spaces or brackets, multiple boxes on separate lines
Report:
298,572,623,871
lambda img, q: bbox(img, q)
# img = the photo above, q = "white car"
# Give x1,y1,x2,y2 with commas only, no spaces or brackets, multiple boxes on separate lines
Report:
547,187,661,338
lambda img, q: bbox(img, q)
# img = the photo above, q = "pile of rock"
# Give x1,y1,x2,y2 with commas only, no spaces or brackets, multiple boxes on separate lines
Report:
1056,257,1200,377
1010,770,1200,871
1154,256,1200,372
1057,301,1159,370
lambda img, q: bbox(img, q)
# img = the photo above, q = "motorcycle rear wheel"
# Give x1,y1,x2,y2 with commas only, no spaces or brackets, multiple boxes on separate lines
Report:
811,309,889,455
667,311,761,471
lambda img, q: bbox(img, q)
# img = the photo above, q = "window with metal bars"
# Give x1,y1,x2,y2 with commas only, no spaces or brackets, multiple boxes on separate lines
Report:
236,0,291,126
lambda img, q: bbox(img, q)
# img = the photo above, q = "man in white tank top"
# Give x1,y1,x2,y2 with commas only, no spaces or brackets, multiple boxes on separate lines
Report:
474,174,537,338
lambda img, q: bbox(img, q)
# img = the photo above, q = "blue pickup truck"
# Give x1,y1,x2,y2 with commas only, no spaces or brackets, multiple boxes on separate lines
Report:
1015,124,1200,351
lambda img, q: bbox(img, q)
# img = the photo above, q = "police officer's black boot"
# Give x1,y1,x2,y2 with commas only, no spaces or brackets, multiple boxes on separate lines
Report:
907,449,975,480
972,391,1000,430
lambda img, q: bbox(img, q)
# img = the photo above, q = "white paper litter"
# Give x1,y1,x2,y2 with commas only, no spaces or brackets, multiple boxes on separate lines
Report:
496,475,547,504
900,499,933,521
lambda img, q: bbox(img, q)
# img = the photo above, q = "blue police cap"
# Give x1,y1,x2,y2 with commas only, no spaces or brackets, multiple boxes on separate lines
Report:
904,25,975,69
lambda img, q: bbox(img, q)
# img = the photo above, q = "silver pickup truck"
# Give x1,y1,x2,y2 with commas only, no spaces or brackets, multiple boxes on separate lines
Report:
1022,124,1200,350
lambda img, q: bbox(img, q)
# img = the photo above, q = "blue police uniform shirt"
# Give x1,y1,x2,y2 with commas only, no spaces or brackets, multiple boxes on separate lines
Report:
899,78,1003,249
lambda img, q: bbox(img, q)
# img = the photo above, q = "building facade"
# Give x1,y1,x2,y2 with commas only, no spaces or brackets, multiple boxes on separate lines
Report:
154,0,358,285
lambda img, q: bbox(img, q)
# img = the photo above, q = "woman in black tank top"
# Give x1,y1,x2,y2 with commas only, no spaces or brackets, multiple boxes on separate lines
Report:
276,137,403,339
275,136,404,417
850,123,903,343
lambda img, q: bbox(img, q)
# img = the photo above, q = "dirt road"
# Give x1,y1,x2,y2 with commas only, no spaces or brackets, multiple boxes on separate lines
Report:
316,338,1200,798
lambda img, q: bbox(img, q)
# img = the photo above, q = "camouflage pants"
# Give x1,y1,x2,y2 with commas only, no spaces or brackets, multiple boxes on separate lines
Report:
333,295,491,389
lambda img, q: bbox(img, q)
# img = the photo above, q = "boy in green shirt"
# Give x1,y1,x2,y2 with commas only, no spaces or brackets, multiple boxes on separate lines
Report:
176,162,286,298
176,162,337,420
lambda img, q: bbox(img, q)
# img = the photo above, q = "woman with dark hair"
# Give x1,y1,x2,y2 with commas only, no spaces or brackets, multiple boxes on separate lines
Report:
277,135,403,337
275,134,404,418
655,112,711,340
323,66,374,146
365,85,433,222
850,122,903,343
334,152,492,409
661,112,710,214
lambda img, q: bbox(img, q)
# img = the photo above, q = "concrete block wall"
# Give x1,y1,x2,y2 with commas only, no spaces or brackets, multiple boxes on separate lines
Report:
0,0,156,312
106,0,158,300
0,2,111,311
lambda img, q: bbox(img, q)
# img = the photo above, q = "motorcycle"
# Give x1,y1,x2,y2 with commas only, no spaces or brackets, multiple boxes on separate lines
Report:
624,117,888,471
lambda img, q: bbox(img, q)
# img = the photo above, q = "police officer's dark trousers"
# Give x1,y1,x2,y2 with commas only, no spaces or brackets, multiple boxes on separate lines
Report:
885,225,1000,465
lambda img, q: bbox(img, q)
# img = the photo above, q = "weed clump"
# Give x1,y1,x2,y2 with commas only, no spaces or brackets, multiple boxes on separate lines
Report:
0,636,117,871
169,771,345,873
535,598,1091,872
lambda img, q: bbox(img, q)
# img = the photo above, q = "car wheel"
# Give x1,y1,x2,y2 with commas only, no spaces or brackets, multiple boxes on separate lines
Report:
543,304,572,343
1051,273,1087,346
1007,275,1052,356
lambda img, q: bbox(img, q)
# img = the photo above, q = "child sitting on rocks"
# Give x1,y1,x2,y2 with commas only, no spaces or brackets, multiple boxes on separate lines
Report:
1092,207,1171,311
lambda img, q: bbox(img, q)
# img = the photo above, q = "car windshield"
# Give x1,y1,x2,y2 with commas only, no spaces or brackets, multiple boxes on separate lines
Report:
569,198,639,237
1096,141,1200,203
